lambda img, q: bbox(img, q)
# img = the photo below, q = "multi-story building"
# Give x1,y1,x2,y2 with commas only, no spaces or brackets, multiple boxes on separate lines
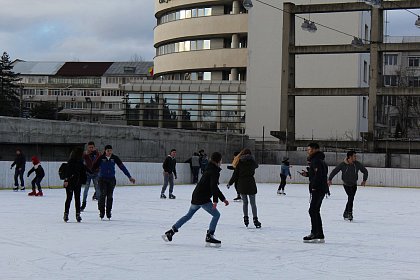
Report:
377,36,420,139
154,0,248,81
154,0,371,141
12,60,153,124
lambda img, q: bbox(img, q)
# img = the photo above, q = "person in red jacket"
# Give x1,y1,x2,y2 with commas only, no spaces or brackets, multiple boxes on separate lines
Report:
27,156,45,196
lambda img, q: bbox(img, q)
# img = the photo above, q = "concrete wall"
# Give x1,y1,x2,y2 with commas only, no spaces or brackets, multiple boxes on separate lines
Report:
0,116,252,162
2,161,419,189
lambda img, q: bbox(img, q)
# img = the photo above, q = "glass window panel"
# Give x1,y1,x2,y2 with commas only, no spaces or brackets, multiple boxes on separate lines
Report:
179,41,185,52
184,41,190,51
174,42,179,52
185,10,192,18
203,72,211,80
197,40,204,49
180,10,186,19
205,8,212,16
175,11,180,20
181,94,199,121
198,8,205,16
190,41,197,51
192,8,197,17
203,40,210,50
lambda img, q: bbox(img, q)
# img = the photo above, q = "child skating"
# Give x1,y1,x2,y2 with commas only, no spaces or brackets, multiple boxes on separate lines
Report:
277,157,291,195
27,156,45,196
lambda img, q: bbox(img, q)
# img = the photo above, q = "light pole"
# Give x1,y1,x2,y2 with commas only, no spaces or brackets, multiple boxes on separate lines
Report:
85,97,93,123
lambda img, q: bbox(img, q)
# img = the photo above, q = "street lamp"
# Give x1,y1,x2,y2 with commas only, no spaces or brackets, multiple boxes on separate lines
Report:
85,97,93,123
243,0,253,10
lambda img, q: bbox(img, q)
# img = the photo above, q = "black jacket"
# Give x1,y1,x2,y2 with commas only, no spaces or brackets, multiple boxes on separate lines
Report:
328,159,368,186
228,155,259,195
308,151,328,194
191,162,226,205
65,159,88,189
28,165,45,178
11,154,26,170
162,156,177,176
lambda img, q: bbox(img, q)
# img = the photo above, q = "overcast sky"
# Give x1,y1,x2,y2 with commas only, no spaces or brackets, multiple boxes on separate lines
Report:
0,1,419,62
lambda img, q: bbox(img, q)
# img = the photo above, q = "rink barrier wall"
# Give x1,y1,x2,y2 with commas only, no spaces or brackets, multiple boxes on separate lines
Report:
1,161,419,189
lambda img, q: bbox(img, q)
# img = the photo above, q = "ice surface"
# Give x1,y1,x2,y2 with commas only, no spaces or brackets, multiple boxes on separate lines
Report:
1,184,419,280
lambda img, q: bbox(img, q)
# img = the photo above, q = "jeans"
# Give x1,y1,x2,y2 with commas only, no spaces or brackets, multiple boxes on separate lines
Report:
98,177,116,215
82,173,99,204
241,194,258,218
31,176,43,191
192,167,200,184
278,174,287,191
343,185,357,213
309,191,325,236
161,173,174,194
14,168,25,187
65,184,82,214
173,202,221,234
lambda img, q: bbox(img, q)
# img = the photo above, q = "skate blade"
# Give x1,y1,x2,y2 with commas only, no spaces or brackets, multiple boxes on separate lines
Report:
162,235,170,242
205,242,221,248
303,239,325,244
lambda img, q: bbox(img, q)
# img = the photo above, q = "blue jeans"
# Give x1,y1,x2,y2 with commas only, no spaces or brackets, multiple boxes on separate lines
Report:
82,173,99,204
173,202,221,234
161,173,174,194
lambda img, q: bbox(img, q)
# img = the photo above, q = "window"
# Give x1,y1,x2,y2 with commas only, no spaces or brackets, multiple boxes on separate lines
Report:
384,75,398,87
409,57,420,67
363,61,368,83
408,77,420,87
384,54,398,66
362,97,367,118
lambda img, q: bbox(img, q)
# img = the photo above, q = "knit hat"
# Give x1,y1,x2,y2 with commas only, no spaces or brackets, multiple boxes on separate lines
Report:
104,145,113,150
31,156,40,165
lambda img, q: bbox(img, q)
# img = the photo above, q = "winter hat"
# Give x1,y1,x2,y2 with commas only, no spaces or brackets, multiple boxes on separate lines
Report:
104,145,113,150
31,156,40,165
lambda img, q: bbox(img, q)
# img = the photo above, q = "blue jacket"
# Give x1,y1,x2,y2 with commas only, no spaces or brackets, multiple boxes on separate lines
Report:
280,164,291,176
92,154,131,179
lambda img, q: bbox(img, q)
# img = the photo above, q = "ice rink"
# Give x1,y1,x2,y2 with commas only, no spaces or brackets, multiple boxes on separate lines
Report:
1,183,419,280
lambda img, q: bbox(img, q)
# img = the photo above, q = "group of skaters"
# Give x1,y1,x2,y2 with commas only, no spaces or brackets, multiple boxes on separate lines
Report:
10,141,368,246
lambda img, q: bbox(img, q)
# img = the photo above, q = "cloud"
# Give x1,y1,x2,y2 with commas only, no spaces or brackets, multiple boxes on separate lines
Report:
0,0,155,61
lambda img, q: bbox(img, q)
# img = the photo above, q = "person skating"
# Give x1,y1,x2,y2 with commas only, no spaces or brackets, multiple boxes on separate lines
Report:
27,156,45,196
160,149,177,199
63,147,88,222
277,157,291,195
92,145,135,220
162,152,229,247
227,151,241,201
199,149,208,174
11,148,26,191
81,141,100,211
327,150,368,221
185,152,200,184
299,143,328,243
227,148,261,228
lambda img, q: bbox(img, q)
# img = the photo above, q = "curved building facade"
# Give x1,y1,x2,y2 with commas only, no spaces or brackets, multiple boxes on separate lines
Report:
154,0,248,81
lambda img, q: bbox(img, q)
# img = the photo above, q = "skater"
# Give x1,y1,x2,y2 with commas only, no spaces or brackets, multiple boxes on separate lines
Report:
92,145,136,220
327,150,368,221
161,149,177,199
63,147,87,223
10,148,26,191
185,152,200,184
227,148,261,228
162,152,229,247
277,157,291,195
27,156,45,196
199,149,208,174
227,151,241,201
81,141,100,211
299,143,328,243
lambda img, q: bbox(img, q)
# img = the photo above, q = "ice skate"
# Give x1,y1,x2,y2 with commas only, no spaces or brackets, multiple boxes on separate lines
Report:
303,233,325,243
169,194,176,199
80,202,86,212
13,187,19,192
348,212,353,221
63,212,69,223
20,186,25,191
160,193,166,199
277,189,282,195
205,231,221,248
233,196,242,202
76,213,82,223
253,217,262,229
28,190,36,196
35,191,43,197
343,210,349,221
243,216,249,227
106,212,112,220
99,212,105,220
162,228,177,242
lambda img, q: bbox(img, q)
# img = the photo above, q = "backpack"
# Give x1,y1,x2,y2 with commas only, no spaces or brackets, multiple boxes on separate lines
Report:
58,163,68,180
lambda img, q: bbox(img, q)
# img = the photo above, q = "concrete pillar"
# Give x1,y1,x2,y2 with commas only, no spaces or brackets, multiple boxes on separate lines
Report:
230,68,238,81
138,93,144,126
232,0,239,15
280,3,296,144
177,94,182,129
217,93,222,131
368,7,383,151
232,34,239,48
158,93,163,128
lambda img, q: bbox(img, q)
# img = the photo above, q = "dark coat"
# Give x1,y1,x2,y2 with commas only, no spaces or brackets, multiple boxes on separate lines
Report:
28,165,45,179
308,151,329,194
228,155,259,195
11,153,26,170
191,162,226,205
162,156,177,176
65,159,88,189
